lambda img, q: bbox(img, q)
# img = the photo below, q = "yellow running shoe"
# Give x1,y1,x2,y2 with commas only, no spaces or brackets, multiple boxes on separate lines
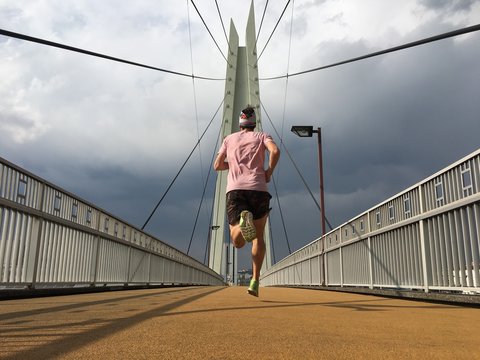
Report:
247,279,259,297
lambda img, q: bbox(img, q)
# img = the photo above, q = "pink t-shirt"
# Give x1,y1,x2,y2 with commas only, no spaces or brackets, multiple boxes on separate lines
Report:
218,130,273,193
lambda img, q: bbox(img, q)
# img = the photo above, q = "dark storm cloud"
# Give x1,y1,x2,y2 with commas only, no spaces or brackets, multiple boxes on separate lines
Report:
419,0,477,13
257,18,480,258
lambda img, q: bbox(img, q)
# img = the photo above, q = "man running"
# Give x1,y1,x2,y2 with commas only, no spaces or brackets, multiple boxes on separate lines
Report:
214,105,280,297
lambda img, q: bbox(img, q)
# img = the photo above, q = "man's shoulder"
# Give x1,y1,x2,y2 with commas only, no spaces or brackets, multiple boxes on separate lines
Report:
225,130,273,142
224,132,241,142
257,131,274,142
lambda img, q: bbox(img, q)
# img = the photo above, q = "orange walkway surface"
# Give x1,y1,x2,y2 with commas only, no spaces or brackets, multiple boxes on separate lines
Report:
1,286,479,359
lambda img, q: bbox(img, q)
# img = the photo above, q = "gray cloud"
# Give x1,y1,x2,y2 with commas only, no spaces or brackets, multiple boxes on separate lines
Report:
0,108,47,143
419,0,477,13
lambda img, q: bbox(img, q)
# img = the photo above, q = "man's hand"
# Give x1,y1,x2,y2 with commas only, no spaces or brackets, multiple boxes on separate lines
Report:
214,153,229,171
265,168,273,183
265,141,280,183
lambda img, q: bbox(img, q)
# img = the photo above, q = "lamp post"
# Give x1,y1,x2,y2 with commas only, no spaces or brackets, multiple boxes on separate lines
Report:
291,125,326,286
290,126,326,237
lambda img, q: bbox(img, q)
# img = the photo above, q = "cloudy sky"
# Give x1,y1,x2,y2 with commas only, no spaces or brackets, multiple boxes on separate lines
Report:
1,0,479,270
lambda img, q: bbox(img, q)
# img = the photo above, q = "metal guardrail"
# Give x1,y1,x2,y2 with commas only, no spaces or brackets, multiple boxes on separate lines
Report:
261,149,480,295
0,156,224,291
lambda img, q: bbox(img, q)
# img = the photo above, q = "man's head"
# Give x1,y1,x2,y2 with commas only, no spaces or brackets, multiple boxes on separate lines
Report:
239,106,256,129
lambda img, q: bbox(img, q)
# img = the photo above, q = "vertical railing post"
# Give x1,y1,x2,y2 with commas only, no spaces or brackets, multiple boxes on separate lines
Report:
340,246,344,287
318,252,322,286
161,252,165,285
147,250,152,286
419,184,430,293
28,180,46,289
367,211,374,289
309,256,312,285
368,237,374,289
92,209,102,286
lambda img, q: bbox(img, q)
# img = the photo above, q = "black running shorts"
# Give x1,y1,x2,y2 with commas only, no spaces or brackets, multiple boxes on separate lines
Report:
226,190,272,225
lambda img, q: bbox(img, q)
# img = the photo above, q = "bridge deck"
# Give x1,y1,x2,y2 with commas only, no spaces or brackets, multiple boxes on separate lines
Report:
1,286,479,359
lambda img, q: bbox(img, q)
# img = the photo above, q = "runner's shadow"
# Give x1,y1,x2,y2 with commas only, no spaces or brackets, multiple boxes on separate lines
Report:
0,287,225,360
0,287,200,322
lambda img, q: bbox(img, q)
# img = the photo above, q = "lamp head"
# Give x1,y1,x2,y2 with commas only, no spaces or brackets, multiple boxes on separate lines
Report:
291,125,314,137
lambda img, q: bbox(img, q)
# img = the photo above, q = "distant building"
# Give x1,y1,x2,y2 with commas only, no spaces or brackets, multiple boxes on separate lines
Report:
237,269,252,286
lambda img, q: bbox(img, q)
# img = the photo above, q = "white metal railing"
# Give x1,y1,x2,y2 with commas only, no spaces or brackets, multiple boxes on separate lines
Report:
0,156,224,290
261,148,480,294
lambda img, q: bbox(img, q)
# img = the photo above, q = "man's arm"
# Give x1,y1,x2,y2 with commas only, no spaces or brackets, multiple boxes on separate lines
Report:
214,153,229,171
265,141,280,182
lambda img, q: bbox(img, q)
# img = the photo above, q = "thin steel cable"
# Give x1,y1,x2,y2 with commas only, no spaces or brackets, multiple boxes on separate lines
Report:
204,125,225,264
214,0,234,56
254,0,269,51
268,216,276,264
189,0,228,63
187,119,223,255
265,0,295,253
203,117,224,265
286,0,295,74
0,28,224,81
271,174,292,254
282,0,295,135
261,101,319,209
260,23,480,80
256,0,291,64
141,96,226,230
204,174,218,265
204,220,211,264
187,0,205,187
261,101,334,231
275,0,295,183
186,0,204,256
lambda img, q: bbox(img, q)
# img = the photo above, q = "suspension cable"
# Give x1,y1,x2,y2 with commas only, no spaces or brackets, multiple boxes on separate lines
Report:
187,119,223,255
189,0,228,63
277,0,295,172
141,96,225,230
268,216,276,264
0,29,224,81
261,101,334,232
186,0,203,256
261,101,319,210
256,0,291,64
203,125,223,265
214,0,233,56
187,0,205,187
260,23,480,80
271,174,292,254
254,0,269,52
265,1,295,256
204,171,217,265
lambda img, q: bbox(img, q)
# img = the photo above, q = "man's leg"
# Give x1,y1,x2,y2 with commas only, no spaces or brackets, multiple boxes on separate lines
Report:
229,224,246,249
251,214,268,281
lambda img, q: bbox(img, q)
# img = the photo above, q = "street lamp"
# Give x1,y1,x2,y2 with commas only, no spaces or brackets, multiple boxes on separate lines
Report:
290,125,314,138
291,125,327,287
290,126,326,237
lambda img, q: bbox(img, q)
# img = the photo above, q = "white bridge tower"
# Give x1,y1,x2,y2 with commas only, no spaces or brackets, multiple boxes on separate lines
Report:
209,3,273,282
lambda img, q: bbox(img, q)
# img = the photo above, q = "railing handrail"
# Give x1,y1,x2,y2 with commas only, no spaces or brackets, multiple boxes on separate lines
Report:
0,156,224,288
261,147,480,295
